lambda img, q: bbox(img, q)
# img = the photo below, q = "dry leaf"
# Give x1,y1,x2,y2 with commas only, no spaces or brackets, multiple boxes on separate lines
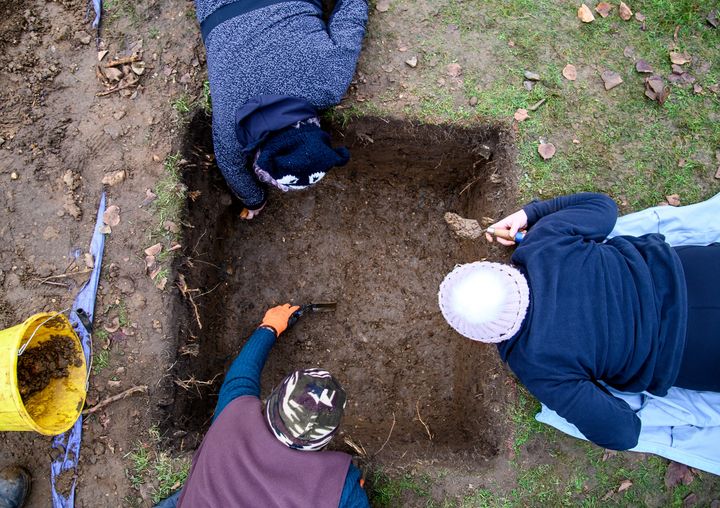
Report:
155,277,168,291
164,221,179,234
141,189,157,207
144,243,162,257
145,255,156,272
683,493,698,508
99,224,112,234
623,46,635,58
635,12,646,22
618,479,633,492
514,108,529,122
375,0,390,12
707,9,719,28
715,166,720,179
446,63,462,77
670,51,692,65
578,4,595,23
102,170,126,186
103,205,120,227
619,2,632,20
98,50,109,62
693,83,703,94
103,316,121,333
563,64,577,80
635,60,653,73
601,70,623,90
666,194,681,206
131,61,146,75
102,66,124,83
538,142,556,160
405,56,418,68
595,2,613,17
84,253,94,269
671,64,684,74
524,70,540,81
665,461,694,488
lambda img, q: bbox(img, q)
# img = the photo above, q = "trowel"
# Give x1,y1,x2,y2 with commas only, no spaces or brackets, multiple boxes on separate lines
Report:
288,302,337,328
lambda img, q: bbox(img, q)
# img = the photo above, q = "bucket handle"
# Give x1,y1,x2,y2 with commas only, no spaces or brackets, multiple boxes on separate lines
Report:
17,309,71,356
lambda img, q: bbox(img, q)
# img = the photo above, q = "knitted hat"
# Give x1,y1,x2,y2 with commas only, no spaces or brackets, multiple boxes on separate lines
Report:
438,261,530,343
265,368,347,451
253,118,350,192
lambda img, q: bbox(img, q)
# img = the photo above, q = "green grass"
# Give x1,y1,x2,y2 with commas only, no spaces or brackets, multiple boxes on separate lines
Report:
171,96,192,115
125,439,190,503
92,350,110,374
153,153,186,240
509,385,550,453
200,80,212,114
368,469,433,507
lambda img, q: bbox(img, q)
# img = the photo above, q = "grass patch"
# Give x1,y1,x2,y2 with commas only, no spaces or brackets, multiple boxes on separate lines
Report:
152,153,186,241
368,469,433,507
171,95,192,115
92,350,110,375
200,80,212,115
509,385,549,453
125,439,190,503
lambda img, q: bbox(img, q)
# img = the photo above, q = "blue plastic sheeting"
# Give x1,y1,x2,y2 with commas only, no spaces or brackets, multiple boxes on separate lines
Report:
537,191,720,475
50,193,106,507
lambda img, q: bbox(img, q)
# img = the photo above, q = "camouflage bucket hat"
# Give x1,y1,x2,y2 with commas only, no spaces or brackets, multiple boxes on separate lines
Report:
265,368,347,451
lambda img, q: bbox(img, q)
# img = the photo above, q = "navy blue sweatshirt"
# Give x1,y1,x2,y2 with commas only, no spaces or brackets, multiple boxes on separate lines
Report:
497,193,687,450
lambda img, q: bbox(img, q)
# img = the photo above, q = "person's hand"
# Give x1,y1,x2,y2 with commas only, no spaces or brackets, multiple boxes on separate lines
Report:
260,304,301,337
485,209,528,246
240,201,267,220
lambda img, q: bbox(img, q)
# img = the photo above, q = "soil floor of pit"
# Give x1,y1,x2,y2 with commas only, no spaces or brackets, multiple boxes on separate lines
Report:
168,115,518,467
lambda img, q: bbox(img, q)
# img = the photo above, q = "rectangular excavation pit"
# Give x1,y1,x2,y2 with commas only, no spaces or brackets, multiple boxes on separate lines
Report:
168,115,518,464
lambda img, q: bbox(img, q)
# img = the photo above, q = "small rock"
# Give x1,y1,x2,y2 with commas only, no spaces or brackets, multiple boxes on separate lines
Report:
683,493,698,508
524,70,540,81
468,96,478,106
107,380,122,388
10,172,18,180
405,56,417,68
102,170,126,186
523,80,534,91
112,110,126,121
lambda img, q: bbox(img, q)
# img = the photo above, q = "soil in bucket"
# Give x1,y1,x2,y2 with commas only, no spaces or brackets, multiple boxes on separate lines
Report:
17,335,83,403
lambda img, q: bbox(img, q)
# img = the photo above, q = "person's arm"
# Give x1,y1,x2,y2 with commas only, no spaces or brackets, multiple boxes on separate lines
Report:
214,304,300,420
327,0,368,50
531,377,641,450
338,462,370,508
522,192,618,242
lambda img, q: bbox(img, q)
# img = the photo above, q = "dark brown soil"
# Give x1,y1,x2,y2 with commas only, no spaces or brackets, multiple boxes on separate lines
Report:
166,114,518,465
55,467,77,498
17,335,82,401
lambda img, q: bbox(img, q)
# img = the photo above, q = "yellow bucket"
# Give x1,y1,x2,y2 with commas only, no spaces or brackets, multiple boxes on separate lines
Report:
0,313,87,435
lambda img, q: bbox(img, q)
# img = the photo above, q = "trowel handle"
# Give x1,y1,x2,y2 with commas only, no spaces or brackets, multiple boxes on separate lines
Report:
287,305,309,328
487,227,525,243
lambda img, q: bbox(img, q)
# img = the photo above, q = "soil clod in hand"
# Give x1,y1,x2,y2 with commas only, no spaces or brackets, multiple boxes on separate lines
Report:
17,335,82,402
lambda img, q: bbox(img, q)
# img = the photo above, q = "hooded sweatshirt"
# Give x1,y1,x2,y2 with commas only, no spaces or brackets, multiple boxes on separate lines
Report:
497,193,687,450
195,0,368,208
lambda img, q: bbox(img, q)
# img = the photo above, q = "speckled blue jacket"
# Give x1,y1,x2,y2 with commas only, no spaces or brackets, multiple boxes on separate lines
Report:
195,0,368,208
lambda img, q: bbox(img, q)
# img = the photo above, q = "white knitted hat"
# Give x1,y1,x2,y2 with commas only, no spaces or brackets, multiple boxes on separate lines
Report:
438,261,530,343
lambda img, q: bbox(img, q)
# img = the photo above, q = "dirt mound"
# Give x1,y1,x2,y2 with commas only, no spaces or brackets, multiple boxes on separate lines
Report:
17,334,82,401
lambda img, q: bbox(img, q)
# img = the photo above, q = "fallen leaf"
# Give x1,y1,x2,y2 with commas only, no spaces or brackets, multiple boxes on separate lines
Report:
684,493,698,508
572,138,581,144
523,80,534,91
405,56,418,68
715,166,720,179
98,50,109,61
103,316,121,333
665,461,694,488
155,277,167,291
141,189,157,207
99,225,112,234
375,0,390,12
102,170,126,186
623,46,635,58
102,67,123,83
635,11,646,22
693,83,703,94
563,64,577,81
678,158,686,167
619,2,632,20
468,96,478,106
538,142,556,160
169,242,182,251
635,60,653,73
601,70,623,90
144,243,163,257
670,51,692,65
145,255,156,272
131,61,146,75
618,479,633,492
103,205,120,227
188,190,202,201
524,70,540,81
595,2,613,17
646,75,665,95
84,253,94,269
514,108,529,122
446,63,462,77
602,449,618,461
666,194,681,206
708,9,719,28
602,488,615,501
578,3,595,23
671,64,684,74
164,221,179,234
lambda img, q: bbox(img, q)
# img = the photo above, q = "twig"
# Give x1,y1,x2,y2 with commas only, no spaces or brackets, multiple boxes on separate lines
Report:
528,98,547,111
374,412,396,456
96,82,137,97
176,274,202,329
416,401,433,441
39,280,70,288
344,436,368,458
104,54,141,67
459,175,484,196
82,385,148,415
195,282,222,299
174,374,221,395
32,269,92,284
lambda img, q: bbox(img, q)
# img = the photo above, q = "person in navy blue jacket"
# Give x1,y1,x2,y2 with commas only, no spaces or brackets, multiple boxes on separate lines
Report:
195,0,368,218
438,193,720,451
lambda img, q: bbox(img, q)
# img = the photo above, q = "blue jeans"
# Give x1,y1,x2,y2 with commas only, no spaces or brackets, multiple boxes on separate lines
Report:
153,490,181,508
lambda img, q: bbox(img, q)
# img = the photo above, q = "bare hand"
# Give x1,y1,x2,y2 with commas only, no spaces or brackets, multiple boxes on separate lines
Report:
240,202,266,220
485,209,528,246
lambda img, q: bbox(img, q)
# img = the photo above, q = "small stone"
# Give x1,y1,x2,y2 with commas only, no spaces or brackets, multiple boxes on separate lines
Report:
107,380,122,388
10,171,18,180
468,96,478,106
523,80,534,91
524,70,540,81
112,110,126,121
405,56,417,68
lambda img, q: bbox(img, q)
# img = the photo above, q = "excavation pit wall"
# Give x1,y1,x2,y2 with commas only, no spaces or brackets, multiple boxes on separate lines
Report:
168,114,518,465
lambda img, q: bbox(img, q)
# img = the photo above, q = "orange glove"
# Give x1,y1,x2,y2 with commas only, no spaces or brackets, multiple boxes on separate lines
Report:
260,304,300,337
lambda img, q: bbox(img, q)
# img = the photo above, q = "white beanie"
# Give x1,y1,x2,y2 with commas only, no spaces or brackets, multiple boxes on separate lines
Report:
438,261,530,343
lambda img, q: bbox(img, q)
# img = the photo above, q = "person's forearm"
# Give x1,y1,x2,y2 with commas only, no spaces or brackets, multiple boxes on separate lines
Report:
328,0,368,50
523,193,607,226
214,327,276,419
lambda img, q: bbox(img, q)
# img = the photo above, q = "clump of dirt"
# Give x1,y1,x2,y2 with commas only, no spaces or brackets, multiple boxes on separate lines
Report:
17,335,82,401
55,467,77,498
165,113,518,466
